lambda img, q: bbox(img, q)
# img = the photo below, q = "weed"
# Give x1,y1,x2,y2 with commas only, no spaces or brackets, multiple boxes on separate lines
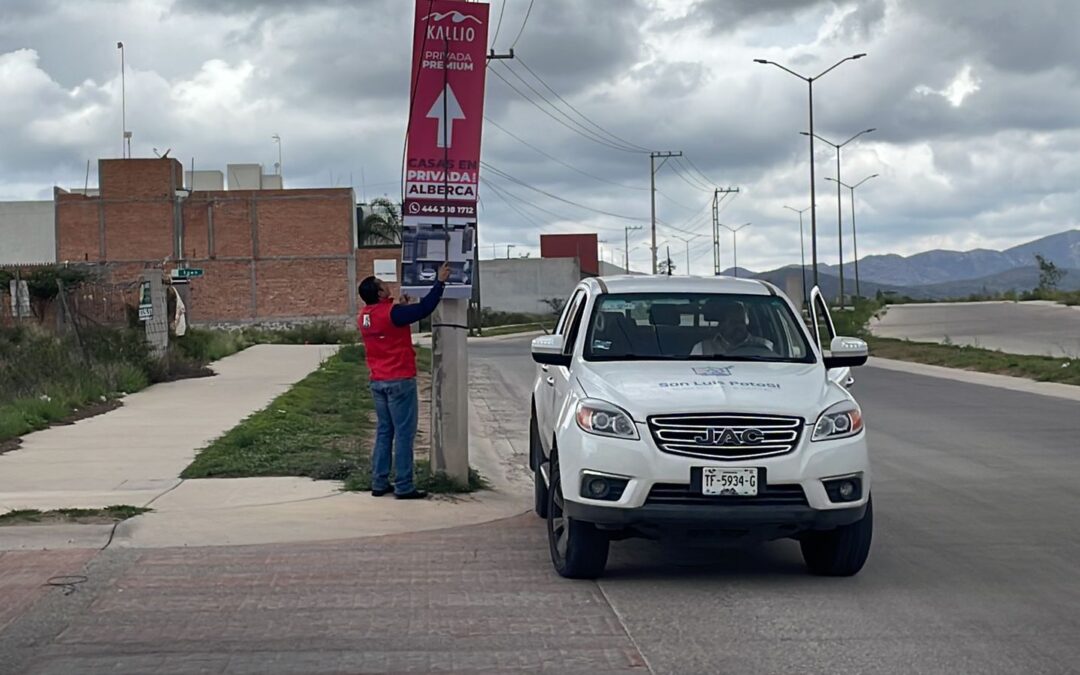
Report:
0,505,150,526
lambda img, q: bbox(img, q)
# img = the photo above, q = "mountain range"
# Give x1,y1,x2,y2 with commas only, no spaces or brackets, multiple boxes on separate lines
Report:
727,229,1080,300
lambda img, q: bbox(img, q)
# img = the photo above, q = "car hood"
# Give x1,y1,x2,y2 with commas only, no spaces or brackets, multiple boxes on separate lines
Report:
575,360,841,422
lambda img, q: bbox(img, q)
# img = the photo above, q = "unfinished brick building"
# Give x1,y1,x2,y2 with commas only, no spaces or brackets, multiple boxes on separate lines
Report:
53,158,400,326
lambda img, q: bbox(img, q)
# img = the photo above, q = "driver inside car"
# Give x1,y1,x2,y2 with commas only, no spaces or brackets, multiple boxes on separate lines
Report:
691,299,774,356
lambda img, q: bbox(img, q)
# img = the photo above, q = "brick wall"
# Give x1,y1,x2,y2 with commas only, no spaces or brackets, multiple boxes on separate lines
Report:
53,158,387,325
55,194,99,262
355,247,402,299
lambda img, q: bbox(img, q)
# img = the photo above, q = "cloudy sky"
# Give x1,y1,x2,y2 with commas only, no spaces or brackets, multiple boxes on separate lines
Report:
2,0,1078,273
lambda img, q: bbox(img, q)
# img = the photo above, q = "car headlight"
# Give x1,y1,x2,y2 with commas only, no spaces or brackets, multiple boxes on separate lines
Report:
575,400,639,440
812,401,864,441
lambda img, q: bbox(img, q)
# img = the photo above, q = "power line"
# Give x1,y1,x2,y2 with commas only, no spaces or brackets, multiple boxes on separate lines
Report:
516,57,652,153
492,0,507,46
683,155,719,188
492,62,646,154
665,158,713,192
483,162,652,224
482,176,629,233
485,117,650,192
673,157,715,191
488,66,647,154
510,0,535,49
482,177,543,228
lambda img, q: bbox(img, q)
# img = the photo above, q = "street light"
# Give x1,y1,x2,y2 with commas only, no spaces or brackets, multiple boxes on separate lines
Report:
506,244,516,259
753,53,867,290
825,173,878,300
718,222,751,277
271,134,283,179
801,128,875,307
784,205,812,306
623,225,643,274
673,234,702,275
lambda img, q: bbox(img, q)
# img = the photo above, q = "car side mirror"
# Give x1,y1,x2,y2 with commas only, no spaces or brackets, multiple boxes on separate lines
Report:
823,336,868,370
532,334,571,367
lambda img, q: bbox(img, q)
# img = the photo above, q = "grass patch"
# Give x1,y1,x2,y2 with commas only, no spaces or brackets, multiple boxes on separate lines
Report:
342,461,489,493
868,337,1080,385
182,344,480,494
0,505,150,526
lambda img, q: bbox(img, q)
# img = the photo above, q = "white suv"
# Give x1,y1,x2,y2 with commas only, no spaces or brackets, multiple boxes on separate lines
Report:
529,276,872,579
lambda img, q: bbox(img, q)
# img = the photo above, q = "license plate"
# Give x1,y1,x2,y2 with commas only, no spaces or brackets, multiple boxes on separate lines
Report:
701,468,759,496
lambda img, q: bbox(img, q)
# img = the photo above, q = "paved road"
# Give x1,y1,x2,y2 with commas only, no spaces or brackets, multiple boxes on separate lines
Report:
871,301,1080,357
4,337,1080,673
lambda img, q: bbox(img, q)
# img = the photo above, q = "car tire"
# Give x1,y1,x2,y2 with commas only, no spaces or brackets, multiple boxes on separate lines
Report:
800,497,873,577
547,454,610,579
531,412,548,519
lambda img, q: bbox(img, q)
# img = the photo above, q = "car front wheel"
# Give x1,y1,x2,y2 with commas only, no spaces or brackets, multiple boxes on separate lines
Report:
547,454,610,579
800,497,873,577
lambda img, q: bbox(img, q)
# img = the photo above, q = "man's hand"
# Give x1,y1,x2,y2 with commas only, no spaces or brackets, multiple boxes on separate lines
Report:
397,293,412,305
437,262,451,283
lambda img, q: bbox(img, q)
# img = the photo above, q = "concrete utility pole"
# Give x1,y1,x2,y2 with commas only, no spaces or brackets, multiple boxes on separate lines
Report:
650,151,682,274
711,187,740,275
432,41,513,482
624,225,642,274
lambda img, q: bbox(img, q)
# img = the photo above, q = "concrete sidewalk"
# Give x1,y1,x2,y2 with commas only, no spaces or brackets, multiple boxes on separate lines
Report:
105,345,534,548
0,345,335,515
0,339,534,550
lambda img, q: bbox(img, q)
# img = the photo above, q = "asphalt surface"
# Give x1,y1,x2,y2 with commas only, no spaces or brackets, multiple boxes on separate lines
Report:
3,335,1080,674
871,301,1080,357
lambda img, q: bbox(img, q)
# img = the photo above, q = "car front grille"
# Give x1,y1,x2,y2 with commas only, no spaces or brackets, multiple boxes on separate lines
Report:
648,413,804,460
645,483,809,507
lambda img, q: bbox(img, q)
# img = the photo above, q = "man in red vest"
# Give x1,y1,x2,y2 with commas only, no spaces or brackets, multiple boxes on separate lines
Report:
358,262,450,499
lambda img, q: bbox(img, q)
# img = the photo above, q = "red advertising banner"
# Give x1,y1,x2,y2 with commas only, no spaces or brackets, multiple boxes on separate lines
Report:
401,0,489,296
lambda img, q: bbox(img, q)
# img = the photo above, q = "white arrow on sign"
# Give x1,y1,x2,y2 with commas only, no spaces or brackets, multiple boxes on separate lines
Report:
426,85,465,148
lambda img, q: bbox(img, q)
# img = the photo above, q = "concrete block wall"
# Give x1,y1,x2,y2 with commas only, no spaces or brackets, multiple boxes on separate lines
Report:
479,257,580,315
0,201,54,265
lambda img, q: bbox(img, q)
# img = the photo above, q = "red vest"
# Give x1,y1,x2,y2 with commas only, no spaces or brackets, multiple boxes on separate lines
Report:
359,300,417,381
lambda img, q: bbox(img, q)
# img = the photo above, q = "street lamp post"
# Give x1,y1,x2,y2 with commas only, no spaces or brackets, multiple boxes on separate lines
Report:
506,244,516,259
271,134,283,179
753,53,867,291
673,234,702,275
801,128,875,308
624,225,642,274
784,205,812,306
719,223,751,277
826,173,878,300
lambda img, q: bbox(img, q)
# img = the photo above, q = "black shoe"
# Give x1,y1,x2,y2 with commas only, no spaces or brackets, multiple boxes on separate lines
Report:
371,486,394,497
395,490,428,500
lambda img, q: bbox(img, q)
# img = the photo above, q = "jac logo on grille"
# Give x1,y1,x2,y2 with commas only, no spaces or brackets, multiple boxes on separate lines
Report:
693,428,766,446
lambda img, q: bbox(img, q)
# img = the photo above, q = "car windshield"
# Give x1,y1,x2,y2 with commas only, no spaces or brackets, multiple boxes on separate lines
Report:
584,293,815,363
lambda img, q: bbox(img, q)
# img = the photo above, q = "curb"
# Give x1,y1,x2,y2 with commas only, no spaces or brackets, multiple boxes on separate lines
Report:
868,357,1080,403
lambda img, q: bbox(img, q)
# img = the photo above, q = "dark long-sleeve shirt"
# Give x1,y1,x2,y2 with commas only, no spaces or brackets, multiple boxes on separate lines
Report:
390,281,445,327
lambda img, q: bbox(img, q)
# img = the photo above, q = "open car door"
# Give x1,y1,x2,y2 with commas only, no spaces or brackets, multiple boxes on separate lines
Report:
808,287,854,388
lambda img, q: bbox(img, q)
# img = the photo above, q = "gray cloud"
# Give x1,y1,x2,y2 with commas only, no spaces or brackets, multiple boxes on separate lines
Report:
2,0,1080,273
691,0,830,30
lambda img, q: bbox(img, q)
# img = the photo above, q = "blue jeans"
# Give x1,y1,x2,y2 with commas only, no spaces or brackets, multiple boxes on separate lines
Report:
370,378,418,494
